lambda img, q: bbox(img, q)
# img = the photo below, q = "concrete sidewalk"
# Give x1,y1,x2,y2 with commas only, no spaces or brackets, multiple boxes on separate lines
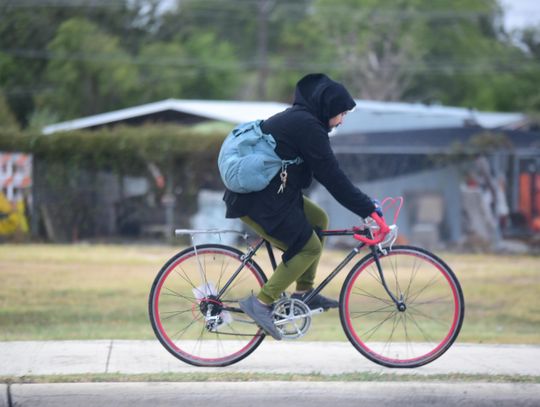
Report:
1,340,539,377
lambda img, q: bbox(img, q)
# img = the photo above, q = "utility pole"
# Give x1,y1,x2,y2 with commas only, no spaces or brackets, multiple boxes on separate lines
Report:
257,0,273,100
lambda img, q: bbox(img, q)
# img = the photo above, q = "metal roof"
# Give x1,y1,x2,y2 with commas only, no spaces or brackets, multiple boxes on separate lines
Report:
337,100,525,134
42,98,526,135
331,126,540,155
42,99,289,135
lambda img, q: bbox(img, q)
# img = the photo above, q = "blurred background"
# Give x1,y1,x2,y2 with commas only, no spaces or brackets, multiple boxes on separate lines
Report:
1,0,540,253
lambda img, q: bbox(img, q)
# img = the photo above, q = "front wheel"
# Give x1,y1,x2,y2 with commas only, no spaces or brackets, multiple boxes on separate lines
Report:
340,245,464,368
149,244,267,367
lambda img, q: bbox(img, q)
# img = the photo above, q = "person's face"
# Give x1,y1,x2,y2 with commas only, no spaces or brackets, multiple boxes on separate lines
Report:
329,111,347,129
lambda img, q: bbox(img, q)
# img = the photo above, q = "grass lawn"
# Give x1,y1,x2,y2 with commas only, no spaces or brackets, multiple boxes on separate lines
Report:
0,243,539,343
2,372,539,384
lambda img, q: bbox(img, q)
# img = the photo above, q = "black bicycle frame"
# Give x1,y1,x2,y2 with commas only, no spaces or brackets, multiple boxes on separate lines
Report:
216,229,403,310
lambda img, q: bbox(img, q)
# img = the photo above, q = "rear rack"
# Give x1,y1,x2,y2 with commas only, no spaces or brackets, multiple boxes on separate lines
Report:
175,229,247,237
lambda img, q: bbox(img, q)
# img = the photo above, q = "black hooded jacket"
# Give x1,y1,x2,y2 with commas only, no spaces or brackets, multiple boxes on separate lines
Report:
223,73,375,261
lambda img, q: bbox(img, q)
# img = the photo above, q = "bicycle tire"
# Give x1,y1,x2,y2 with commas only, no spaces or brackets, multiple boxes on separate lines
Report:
339,245,464,368
148,244,267,367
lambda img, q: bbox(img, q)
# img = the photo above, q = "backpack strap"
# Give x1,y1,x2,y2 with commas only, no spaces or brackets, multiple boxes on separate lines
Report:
283,157,303,166
232,120,262,138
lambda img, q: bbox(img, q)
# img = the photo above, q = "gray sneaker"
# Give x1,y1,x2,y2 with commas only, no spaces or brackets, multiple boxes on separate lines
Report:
291,289,339,310
239,295,282,340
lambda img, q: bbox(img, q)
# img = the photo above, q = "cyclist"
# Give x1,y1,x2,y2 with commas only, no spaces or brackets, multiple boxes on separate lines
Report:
223,73,389,340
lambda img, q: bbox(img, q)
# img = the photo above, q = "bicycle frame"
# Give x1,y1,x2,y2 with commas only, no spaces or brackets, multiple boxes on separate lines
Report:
216,227,404,311
179,197,404,310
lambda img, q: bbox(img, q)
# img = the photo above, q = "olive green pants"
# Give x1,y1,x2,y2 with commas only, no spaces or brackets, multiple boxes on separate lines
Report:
241,196,329,305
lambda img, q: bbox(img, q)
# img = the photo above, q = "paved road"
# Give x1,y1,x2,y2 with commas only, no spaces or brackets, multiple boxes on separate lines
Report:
1,340,539,377
2,382,539,407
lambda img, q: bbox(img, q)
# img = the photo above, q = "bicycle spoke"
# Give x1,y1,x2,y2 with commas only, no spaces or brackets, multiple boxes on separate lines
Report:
349,303,395,319
382,312,400,356
410,295,453,306
361,310,398,342
407,305,452,328
170,313,203,341
407,273,442,305
388,255,403,301
402,311,413,357
215,331,226,358
403,257,421,300
160,308,193,321
352,287,394,305
192,327,206,358
365,264,383,285
175,265,200,293
215,254,229,292
407,311,437,344
163,286,196,303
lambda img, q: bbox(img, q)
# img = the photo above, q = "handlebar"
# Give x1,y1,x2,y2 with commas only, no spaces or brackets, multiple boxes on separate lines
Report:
353,223,398,245
353,229,387,245
352,197,403,247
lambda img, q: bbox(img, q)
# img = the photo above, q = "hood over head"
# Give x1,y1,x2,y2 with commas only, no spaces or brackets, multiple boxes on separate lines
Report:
293,73,356,130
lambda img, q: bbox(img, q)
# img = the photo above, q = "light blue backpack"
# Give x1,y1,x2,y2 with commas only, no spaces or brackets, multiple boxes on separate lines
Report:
218,120,303,194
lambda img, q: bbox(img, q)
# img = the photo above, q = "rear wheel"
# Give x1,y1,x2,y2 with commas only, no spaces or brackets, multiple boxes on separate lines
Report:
149,244,267,367
340,245,464,368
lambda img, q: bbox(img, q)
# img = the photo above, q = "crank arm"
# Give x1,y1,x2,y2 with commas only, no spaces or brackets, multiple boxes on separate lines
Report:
273,307,325,326
308,307,325,316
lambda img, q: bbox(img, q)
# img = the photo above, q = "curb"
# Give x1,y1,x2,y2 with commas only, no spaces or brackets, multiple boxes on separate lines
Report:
3,382,540,407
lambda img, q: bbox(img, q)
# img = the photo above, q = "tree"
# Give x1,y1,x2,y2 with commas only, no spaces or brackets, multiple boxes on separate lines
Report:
42,18,139,119
180,33,241,99
0,93,19,132
305,0,429,100
517,26,540,113
137,42,189,101
158,0,314,100
1,0,539,124
136,35,242,101
260,0,332,101
158,0,258,58
0,1,150,125
405,0,524,111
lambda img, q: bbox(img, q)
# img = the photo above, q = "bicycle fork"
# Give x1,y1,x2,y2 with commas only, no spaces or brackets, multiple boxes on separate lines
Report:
370,247,407,312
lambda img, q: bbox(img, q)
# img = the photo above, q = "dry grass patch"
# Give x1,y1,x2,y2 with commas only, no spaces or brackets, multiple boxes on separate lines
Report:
0,244,538,343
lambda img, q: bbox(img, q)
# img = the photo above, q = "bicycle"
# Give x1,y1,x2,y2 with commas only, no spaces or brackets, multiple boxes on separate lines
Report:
148,197,464,368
